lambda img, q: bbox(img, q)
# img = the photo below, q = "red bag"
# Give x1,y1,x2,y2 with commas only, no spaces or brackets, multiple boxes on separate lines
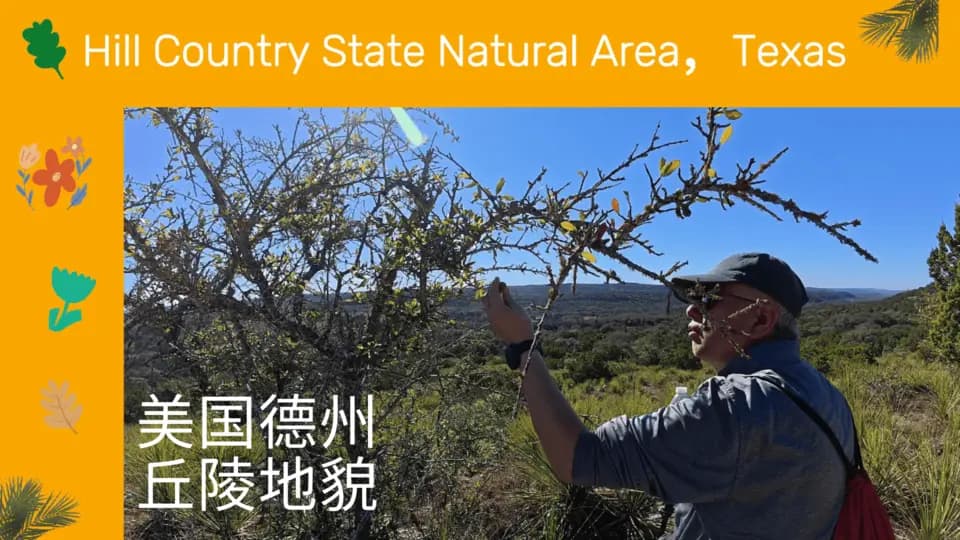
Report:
833,470,896,540
758,375,896,539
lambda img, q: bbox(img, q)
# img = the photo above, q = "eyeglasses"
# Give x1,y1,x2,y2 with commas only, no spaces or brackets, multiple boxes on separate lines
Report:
694,292,763,312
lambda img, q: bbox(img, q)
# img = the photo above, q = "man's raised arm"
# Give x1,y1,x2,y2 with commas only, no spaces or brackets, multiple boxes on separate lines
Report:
482,278,586,483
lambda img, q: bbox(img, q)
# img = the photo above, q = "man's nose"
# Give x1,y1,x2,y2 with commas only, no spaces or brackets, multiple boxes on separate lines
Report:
685,303,703,321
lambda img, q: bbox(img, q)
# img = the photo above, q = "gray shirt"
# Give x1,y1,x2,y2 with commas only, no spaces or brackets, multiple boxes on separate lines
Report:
571,339,855,539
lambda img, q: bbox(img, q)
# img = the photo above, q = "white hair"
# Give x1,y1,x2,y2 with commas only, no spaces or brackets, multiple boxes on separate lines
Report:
771,304,800,340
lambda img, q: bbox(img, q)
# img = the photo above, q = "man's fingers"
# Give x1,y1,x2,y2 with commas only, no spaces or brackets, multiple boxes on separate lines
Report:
485,278,504,309
500,281,516,308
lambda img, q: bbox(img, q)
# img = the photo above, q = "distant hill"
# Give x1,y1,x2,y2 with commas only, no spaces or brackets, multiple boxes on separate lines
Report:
124,282,928,408
441,282,905,324
442,283,902,312
489,283,901,304
795,285,928,345
808,287,903,302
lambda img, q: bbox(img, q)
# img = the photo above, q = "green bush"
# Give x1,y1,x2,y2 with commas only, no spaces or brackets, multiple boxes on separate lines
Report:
566,353,614,384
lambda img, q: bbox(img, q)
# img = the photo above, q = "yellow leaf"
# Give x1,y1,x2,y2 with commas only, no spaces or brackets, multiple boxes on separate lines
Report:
720,126,733,145
611,198,621,213
496,178,505,194
582,250,596,263
724,109,743,120
560,221,577,232
660,159,681,177
707,168,717,178
40,381,82,434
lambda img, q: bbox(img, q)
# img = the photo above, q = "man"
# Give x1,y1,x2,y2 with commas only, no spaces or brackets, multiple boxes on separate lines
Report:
483,252,856,539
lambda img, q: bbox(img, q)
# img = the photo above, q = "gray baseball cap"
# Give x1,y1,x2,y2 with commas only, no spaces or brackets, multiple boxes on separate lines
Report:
670,252,809,317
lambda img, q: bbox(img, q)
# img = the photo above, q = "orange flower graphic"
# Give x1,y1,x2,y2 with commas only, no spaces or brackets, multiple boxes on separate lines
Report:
32,149,75,207
61,136,85,160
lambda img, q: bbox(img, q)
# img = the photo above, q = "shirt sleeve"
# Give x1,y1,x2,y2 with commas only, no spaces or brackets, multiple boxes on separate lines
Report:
570,376,742,504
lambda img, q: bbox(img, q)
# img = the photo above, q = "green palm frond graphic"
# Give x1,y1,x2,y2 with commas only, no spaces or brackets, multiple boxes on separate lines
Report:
0,477,79,539
860,0,938,63
22,19,67,79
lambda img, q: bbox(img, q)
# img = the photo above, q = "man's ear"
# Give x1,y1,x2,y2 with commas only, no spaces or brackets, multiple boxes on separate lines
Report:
750,302,780,339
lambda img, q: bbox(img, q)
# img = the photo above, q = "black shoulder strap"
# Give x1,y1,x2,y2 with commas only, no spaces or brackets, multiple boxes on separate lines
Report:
751,374,862,480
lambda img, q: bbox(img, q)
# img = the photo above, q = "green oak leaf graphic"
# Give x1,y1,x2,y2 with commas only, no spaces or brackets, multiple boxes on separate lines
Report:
22,19,67,79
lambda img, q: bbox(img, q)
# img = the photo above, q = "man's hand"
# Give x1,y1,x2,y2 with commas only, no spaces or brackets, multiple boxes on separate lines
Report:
481,278,534,344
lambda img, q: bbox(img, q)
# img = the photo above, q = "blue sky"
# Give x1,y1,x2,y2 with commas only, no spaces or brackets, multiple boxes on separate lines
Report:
125,108,960,291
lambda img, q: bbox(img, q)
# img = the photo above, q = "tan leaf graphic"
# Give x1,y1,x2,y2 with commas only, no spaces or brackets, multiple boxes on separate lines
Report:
41,381,82,434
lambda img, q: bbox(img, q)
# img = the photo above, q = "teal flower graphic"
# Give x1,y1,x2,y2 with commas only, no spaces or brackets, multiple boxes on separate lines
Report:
49,267,95,331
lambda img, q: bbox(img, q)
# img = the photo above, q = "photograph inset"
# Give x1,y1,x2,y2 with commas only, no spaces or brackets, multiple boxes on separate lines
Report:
123,107,960,539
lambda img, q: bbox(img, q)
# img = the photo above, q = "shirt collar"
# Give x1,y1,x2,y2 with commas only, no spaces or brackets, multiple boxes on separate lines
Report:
718,339,801,376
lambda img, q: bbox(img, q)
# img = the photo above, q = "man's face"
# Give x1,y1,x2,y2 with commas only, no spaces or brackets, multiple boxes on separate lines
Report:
684,283,772,370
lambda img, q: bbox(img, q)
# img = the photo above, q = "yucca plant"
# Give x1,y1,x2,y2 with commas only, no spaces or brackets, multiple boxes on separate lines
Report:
0,477,78,540
504,418,664,539
860,0,939,62
893,434,960,540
